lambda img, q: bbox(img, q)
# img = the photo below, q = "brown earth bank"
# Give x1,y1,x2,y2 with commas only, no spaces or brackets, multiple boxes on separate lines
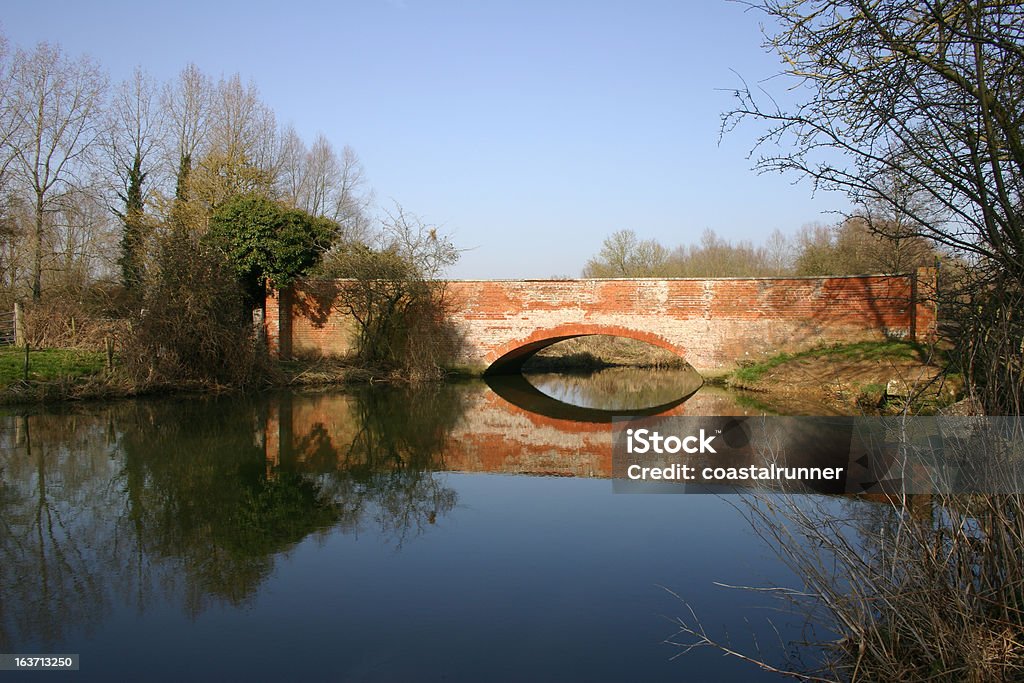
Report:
726,342,961,413
736,359,951,413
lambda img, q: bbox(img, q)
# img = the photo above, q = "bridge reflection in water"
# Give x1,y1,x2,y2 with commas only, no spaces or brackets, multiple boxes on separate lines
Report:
264,370,837,481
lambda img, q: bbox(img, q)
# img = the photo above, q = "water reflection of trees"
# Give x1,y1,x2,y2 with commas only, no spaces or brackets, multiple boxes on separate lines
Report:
0,385,464,645
279,384,465,546
0,412,121,649
117,398,341,616
524,367,703,411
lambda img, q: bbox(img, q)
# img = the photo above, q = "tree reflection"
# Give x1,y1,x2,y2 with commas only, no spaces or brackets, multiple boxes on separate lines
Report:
524,367,703,412
118,398,342,614
0,385,465,643
274,384,465,546
0,412,121,649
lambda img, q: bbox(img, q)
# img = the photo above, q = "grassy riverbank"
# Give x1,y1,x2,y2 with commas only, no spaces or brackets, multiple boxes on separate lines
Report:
523,336,961,414
0,347,106,383
0,347,125,404
0,345,215,404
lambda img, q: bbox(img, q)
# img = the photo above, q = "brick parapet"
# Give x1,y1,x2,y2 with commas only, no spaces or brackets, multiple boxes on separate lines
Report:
267,273,931,371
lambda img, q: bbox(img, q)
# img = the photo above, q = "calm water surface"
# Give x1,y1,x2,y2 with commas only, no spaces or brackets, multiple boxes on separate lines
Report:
0,371,854,681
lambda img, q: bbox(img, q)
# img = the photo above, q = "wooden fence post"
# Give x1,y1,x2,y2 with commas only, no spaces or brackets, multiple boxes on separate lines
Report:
14,302,25,346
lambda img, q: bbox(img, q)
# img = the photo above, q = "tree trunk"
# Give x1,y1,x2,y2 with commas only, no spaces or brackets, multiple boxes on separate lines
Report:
32,193,43,302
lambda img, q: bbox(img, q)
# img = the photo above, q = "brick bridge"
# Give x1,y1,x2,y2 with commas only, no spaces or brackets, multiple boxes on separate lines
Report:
265,269,936,375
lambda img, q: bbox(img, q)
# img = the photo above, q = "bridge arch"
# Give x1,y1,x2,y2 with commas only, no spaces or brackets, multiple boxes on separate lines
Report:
483,324,689,375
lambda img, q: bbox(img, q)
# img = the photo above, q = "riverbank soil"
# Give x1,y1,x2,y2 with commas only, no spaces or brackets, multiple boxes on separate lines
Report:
725,340,959,413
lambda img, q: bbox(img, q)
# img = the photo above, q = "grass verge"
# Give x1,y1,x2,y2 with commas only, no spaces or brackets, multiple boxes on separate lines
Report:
731,340,940,385
0,347,106,384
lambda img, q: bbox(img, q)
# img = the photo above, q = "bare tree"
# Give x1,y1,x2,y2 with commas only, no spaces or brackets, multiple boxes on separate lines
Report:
0,34,23,296
791,218,935,275
275,130,372,242
303,133,338,218
0,33,21,193
161,63,211,202
725,1,1024,411
688,228,765,277
107,67,164,290
49,183,117,289
585,229,638,277
317,203,460,377
166,73,281,220
379,202,458,280
763,228,794,276
275,123,306,208
583,227,800,278
725,1,1024,268
109,68,164,200
330,144,373,243
583,229,664,277
859,170,942,274
8,42,107,300
205,74,278,197
0,195,30,292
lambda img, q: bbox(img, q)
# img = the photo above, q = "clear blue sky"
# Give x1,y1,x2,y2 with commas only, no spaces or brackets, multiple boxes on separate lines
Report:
3,0,849,278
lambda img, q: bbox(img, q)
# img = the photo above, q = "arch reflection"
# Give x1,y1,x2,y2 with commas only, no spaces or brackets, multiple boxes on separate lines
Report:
484,371,702,424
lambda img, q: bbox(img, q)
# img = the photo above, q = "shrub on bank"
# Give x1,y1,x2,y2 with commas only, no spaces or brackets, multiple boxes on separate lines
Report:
119,231,265,389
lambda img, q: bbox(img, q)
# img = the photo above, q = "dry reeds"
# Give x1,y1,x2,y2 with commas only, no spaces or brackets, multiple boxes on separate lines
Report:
670,490,1024,682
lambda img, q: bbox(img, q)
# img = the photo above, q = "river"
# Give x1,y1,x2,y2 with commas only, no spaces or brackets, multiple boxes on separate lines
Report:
0,370,863,681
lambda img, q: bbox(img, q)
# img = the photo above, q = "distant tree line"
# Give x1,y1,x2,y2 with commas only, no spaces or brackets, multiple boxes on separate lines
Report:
583,217,940,279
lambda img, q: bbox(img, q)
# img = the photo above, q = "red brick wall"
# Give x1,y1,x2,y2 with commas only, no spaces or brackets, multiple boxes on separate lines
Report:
265,269,937,373
266,280,357,358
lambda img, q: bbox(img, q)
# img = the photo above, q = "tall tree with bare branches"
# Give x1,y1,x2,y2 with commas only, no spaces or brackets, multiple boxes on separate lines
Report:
8,42,107,300
275,124,306,209
0,34,24,292
330,144,373,243
0,33,21,196
108,67,164,291
161,63,211,204
724,0,1024,413
725,1,1024,274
